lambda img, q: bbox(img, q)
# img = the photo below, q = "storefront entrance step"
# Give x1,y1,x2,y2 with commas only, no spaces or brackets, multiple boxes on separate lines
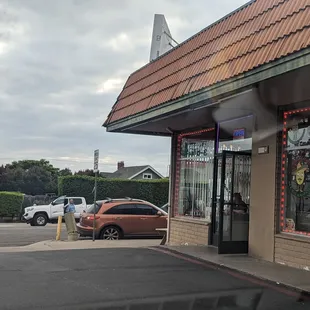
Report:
158,245,310,294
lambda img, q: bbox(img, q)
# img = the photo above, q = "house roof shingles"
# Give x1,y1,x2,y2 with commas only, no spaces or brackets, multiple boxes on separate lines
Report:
110,166,149,179
104,0,310,126
100,172,115,178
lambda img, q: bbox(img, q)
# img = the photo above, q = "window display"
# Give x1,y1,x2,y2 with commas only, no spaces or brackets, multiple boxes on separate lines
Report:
281,108,310,235
175,128,215,220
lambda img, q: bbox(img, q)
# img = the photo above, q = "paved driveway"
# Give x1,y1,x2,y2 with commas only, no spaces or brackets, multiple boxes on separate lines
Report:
0,223,66,246
0,247,308,309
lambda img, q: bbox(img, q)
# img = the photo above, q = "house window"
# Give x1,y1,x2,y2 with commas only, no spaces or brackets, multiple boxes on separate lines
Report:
281,108,310,235
143,173,152,179
175,128,215,220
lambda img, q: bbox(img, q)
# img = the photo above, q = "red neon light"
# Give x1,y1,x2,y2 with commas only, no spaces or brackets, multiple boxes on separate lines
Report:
282,229,310,237
180,127,214,138
280,108,287,232
173,135,182,217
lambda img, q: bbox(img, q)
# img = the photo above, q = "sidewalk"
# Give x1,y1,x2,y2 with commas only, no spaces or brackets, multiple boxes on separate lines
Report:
0,239,161,253
162,245,310,294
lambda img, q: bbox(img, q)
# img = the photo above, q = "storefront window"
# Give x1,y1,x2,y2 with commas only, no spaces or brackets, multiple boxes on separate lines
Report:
217,115,253,154
175,128,215,220
281,108,310,235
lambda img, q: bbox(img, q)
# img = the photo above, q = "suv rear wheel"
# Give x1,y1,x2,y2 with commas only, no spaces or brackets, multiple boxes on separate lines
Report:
33,213,48,226
100,226,122,240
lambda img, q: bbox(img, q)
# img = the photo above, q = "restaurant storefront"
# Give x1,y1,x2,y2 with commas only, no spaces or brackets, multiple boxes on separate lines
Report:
103,0,310,270
172,115,253,254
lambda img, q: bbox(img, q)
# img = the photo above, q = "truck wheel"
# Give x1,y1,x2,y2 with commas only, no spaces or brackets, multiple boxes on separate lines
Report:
33,214,48,226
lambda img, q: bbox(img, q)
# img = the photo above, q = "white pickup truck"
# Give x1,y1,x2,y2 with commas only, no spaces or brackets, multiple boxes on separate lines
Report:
23,196,87,226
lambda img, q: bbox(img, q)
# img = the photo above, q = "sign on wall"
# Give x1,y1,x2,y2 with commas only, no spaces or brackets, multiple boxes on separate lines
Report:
181,140,214,158
233,128,245,140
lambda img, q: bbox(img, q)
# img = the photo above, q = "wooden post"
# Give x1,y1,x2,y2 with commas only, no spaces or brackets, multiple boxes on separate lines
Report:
56,216,62,241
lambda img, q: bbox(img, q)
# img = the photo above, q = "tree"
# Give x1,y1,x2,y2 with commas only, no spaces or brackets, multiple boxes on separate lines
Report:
74,169,95,177
0,159,60,195
59,168,73,177
7,159,59,175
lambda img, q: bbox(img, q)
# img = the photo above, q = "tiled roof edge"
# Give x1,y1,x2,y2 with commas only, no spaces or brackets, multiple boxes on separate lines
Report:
126,0,256,77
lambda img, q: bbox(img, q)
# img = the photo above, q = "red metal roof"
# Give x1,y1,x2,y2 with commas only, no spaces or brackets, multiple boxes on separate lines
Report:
105,0,310,125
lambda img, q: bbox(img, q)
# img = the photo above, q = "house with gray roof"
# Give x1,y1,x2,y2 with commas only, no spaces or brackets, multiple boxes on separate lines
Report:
100,161,164,180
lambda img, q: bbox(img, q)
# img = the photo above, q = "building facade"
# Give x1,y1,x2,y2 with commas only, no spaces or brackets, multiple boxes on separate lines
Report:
104,0,310,270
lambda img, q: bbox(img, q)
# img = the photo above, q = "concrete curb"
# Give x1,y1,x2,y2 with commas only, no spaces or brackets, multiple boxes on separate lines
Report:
0,239,162,253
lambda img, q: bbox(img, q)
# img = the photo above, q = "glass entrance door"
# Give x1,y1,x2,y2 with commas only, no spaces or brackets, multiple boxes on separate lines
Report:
211,151,251,254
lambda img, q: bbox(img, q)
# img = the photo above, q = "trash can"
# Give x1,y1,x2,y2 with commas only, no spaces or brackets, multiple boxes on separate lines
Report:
64,212,78,241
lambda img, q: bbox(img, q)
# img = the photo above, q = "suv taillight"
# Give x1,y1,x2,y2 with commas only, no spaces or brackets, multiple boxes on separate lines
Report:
86,215,100,220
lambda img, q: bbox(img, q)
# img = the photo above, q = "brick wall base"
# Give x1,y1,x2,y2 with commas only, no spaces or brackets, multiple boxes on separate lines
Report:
169,217,209,245
275,235,310,270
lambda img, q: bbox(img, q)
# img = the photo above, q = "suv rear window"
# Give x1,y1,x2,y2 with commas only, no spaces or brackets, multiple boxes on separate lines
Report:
87,203,101,214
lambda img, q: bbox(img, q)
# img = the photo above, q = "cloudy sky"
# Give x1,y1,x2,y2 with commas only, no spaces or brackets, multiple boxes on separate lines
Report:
0,0,248,175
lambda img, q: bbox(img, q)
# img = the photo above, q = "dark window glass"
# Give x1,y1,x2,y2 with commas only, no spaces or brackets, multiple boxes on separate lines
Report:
104,204,136,215
135,204,157,215
72,198,82,205
143,173,152,179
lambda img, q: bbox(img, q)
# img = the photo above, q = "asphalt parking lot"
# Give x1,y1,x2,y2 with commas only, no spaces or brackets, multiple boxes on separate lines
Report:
0,247,308,310
0,223,66,247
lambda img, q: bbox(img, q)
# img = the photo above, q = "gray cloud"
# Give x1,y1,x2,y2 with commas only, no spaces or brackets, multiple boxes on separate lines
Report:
0,0,248,175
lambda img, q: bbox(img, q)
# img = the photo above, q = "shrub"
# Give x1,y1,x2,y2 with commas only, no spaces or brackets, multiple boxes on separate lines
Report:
0,192,24,217
58,175,169,206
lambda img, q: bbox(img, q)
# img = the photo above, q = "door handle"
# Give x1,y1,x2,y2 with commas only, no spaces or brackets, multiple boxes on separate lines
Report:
140,218,148,220
115,217,122,220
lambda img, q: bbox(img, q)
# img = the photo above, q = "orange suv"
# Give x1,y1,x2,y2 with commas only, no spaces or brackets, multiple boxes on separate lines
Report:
77,198,167,240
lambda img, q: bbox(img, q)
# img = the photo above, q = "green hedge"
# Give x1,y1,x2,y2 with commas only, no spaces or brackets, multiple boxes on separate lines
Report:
58,176,169,207
0,192,24,217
